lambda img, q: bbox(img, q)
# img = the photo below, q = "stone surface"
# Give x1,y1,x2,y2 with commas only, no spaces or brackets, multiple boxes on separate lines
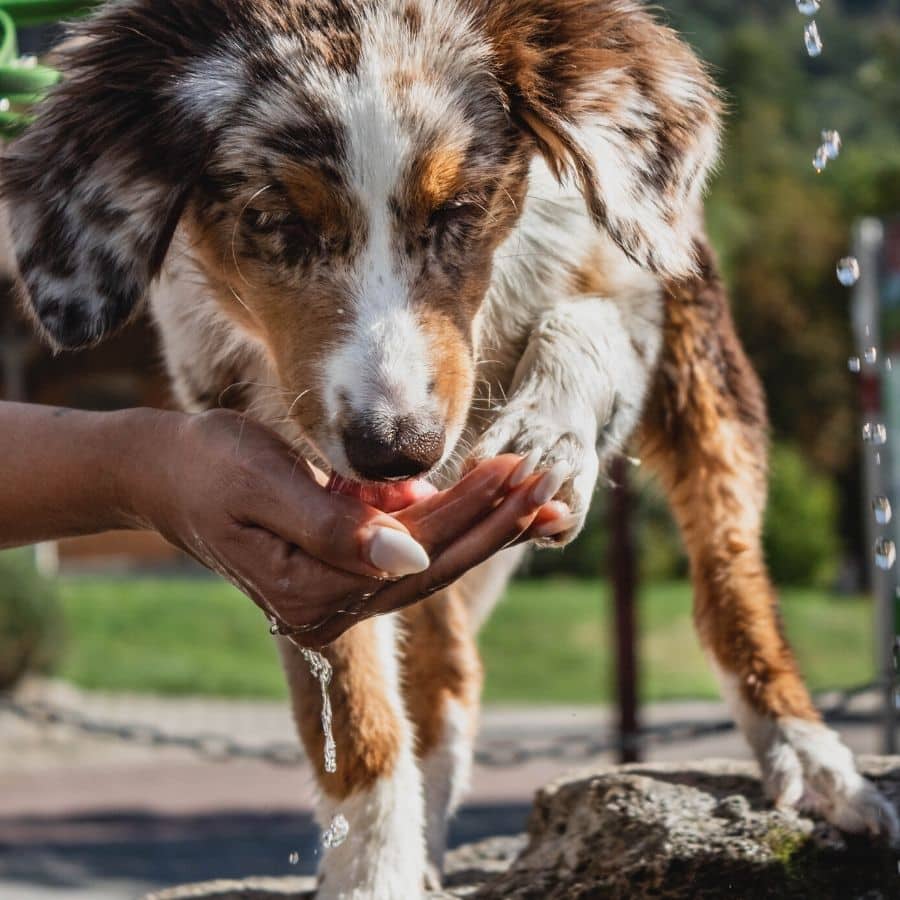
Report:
477,757,900,900
144,758,900,900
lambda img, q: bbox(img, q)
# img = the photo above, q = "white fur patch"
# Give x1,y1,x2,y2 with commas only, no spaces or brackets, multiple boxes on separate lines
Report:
713,665,899,842
422,697,475,880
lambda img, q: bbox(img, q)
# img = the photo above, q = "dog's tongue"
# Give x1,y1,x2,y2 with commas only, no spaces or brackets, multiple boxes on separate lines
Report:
327,473,437,512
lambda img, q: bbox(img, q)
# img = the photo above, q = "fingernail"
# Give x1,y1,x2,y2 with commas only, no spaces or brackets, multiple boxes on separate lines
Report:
530,461,569,506
533,514,580,539
509,447,542,488
368,527,430,576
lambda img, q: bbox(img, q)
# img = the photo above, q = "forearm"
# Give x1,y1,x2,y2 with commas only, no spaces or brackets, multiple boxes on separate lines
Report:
0,401,172,549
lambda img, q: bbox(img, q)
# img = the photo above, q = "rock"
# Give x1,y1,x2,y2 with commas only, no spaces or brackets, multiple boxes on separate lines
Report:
476,757,900,900
145,758,900,900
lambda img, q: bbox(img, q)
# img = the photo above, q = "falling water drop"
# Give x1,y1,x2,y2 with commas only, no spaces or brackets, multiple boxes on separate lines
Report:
875,538,896,570
322,813,350,849
804,21,823,57
875,452,882,466
864,346,878,365
812,146,828,173
862,422,887,445
837,256,860,286
820,130,841,160
872,496,892,525
288,851,300,866
796,0,821,15
847,356,861,372
887,359,893,372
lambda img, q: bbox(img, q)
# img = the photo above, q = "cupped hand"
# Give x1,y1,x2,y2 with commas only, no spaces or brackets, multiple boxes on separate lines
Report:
126,409,571,648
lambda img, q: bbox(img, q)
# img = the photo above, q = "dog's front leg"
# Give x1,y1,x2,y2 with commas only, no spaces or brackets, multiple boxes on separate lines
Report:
278,618,426,900
474,293,663,544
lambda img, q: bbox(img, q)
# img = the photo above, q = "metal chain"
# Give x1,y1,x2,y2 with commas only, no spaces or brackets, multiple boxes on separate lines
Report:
0,680,883,769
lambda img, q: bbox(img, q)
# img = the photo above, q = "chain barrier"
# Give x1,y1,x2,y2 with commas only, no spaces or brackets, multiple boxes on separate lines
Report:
0,680,883,769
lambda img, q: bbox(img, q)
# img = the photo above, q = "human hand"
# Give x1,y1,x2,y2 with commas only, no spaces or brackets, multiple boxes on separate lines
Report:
123,409,570,647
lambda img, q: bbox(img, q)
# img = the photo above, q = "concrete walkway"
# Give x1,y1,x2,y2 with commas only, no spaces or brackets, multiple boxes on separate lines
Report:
0,680,887,900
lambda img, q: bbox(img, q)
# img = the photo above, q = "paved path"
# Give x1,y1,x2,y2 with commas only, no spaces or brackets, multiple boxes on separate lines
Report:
0,680,887,900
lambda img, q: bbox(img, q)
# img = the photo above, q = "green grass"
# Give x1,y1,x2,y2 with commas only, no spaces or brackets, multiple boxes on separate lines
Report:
55,576,874,703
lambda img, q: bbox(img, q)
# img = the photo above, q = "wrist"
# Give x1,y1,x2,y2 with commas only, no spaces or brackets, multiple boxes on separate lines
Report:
104,407,186,531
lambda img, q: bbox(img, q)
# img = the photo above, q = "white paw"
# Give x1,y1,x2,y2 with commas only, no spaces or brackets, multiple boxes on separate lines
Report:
473,402,599,546
763,719,899,845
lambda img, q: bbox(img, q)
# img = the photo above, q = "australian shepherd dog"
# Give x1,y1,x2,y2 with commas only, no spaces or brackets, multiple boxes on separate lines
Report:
4,1,896,896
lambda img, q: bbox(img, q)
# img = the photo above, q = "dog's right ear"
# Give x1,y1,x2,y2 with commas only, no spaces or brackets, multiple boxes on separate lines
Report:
2,0,243,349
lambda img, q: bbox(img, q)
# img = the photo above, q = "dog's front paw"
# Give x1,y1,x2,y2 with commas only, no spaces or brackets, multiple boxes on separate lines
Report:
473,404,599,546
762,718,899,845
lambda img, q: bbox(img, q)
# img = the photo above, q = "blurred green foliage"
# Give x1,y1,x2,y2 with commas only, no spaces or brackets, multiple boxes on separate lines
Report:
764,443,840,587
0,549,61,689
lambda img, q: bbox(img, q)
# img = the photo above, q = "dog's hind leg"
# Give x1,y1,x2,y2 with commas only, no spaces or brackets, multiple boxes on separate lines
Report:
400,546,524,887
278,618,426,899
639,240,899,842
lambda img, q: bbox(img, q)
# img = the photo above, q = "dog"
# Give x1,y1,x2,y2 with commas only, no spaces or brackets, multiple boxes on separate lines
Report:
4,1,897,896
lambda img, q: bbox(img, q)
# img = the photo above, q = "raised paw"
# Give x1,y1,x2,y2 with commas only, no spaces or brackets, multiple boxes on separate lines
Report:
473,406,599,546
762,718,899,846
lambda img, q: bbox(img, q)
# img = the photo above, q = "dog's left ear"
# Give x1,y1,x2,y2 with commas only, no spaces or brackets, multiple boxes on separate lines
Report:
478,0,722,278
1,0,241,349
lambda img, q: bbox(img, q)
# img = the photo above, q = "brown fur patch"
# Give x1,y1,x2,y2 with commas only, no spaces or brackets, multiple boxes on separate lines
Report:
401,589,482,758
282,622,402,799
415,146,465,211
639,240,818,723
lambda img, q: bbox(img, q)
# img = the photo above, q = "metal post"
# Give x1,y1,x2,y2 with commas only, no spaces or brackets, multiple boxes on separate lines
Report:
852,217,896,753
609,454,641,763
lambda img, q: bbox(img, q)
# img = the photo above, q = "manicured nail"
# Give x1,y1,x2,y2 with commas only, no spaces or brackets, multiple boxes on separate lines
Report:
368,527,430,576
530,461,569,506
534,514,580,539
509,448,542,488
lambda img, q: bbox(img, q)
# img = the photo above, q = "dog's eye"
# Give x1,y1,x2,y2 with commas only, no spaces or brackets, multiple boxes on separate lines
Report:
248,209,309,232
428,198,483,231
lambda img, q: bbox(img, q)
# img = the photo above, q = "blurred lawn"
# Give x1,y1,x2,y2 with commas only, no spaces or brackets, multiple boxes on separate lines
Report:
56,577,874,704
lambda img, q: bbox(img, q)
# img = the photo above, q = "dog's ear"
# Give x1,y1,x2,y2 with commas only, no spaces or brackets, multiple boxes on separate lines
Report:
2,0,242,349
477,0,722,278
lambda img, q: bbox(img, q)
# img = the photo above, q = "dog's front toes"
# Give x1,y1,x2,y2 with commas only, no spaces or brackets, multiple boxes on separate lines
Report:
763,719,900,845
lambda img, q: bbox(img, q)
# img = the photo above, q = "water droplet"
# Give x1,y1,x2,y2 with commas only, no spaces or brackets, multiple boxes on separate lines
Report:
796,0,820,14
626,456,642,467
864,346,878,364
875,538,896,570
875,452,882,466
812,146,828,173
847,356,861,372
288,851,300,866
837,256,860,286
0,98,9,113
322,813,349,849
862,422,887,445
804,21,823,57
872,496,892,525
888,359,894,372
820,129,841,160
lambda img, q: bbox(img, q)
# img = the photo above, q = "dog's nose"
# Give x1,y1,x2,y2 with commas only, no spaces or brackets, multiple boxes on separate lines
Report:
343,415,445,481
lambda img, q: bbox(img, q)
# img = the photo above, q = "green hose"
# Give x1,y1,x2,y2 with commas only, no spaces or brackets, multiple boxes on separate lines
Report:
0,1,97,139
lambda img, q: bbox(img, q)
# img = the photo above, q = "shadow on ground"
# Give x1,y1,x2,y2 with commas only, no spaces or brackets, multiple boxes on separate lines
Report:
0,804,530,897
